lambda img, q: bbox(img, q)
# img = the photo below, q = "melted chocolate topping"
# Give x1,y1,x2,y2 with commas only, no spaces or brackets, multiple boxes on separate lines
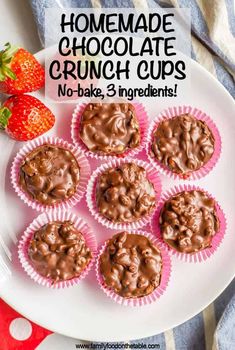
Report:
28,221,92,281
19,145,80,205
160,190,220,253
100,232,162,298
96,163,156,223
151,114,215,176
79,103,140,154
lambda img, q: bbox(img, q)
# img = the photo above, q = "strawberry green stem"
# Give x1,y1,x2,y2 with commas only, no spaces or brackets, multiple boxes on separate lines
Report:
0,106,12,130
0,43,19,81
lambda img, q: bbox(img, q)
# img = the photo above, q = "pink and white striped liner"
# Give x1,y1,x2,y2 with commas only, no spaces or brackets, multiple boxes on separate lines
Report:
146,106,222,180
151,185,227,263
86,158,162,230
18,210,97,289
11,136,91,212
71,99,149,161
96,230,171,307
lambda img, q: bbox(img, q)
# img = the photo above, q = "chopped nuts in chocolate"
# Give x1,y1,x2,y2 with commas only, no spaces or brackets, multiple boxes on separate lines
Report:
160,190,220,253
151,114,215,176
28,221,92,281
79,103,140,154
19,145,80,205
96,163,156,223
100,232,162,298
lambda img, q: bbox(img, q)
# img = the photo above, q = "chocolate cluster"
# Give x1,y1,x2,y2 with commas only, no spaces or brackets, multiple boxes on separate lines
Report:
96,163,156,223
151,114,215,176
100,232,162,298
28,221,92,281
160,190,220,253
79,103,140,154
19,145,80,205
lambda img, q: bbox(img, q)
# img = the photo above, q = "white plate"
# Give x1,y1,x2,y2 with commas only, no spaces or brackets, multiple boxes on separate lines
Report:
0,49,235,342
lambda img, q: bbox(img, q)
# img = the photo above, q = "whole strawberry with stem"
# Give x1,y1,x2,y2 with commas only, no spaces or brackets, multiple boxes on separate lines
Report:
0,95,55,141
0,43,45,94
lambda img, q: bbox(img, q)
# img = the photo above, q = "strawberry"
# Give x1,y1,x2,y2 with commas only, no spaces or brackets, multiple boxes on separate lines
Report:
0,95,55,141
0,43,45,94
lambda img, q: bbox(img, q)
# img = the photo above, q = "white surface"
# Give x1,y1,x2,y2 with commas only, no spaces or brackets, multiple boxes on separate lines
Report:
0,0,41,53
0,49,234,341
37,334,87,349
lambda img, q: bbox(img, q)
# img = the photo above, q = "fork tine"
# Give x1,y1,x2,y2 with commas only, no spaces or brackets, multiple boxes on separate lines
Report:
0,235,12,261
0,135,15,281
0,254,11,281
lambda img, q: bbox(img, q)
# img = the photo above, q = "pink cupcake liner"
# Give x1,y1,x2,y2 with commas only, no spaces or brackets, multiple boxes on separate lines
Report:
18,210,97,289
151,184,227,263
146,106,222,180
71,99,149,161
86,158,162,230
11,136,91,212
96,230,171,306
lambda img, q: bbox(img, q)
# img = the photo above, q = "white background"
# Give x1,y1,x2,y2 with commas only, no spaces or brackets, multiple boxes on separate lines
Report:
0,0,41,54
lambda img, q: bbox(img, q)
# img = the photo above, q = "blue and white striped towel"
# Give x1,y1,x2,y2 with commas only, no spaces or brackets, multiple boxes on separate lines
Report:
29,1,235,349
